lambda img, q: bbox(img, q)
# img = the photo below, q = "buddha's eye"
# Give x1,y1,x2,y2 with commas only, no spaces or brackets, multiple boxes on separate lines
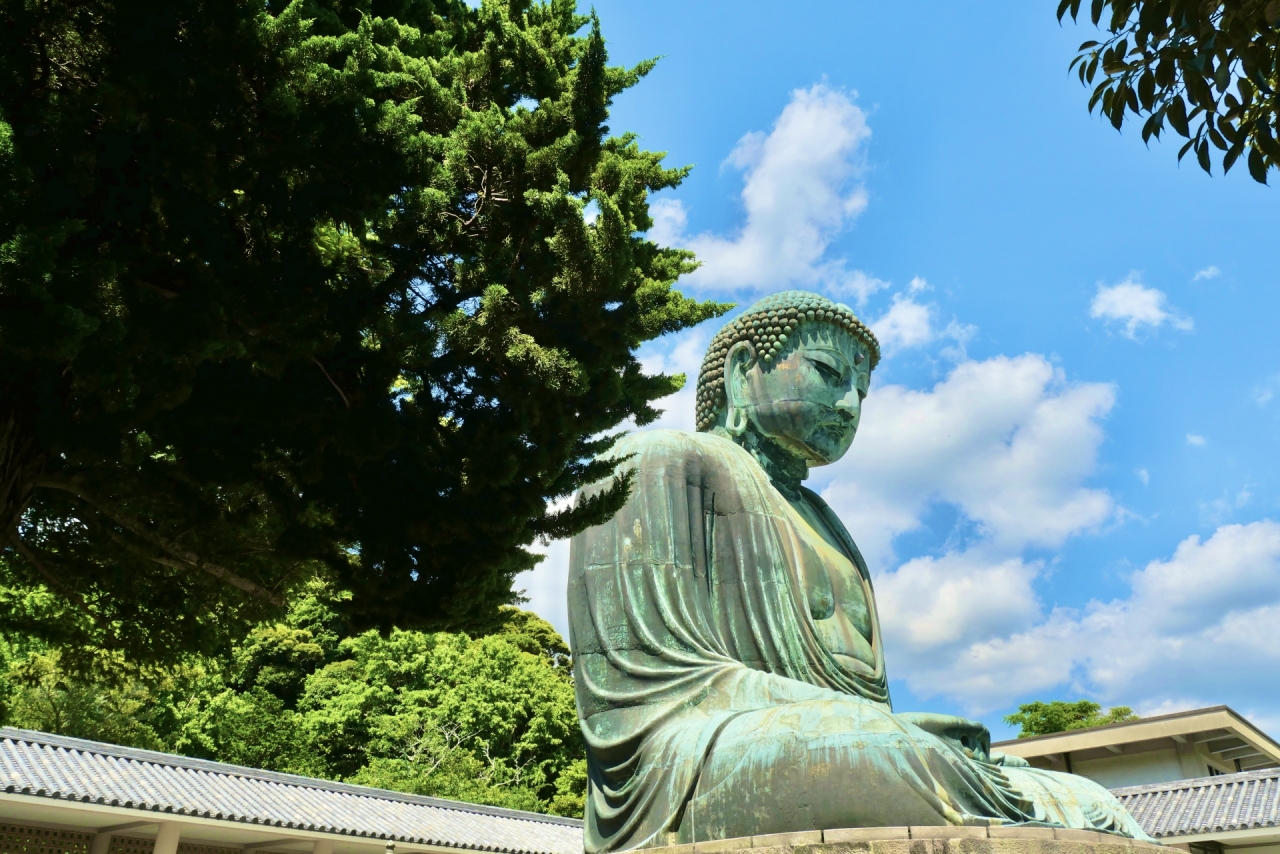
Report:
809,359,843,384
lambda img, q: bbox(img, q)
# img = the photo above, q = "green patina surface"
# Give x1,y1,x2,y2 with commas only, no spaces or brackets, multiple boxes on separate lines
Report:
567,292,1152,853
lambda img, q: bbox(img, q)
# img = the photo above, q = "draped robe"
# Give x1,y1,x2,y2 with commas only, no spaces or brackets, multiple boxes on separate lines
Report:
568,430,1150,852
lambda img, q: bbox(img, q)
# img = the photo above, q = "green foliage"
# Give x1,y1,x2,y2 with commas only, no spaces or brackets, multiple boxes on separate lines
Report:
1059,0,1280,182
1004,699,1141,738
495,604,573,669
0,0,727,661
0,586,585,816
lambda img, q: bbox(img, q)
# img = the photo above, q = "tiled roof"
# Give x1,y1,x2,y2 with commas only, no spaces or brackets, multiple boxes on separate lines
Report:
0,728,583,854
1112,768,1280,838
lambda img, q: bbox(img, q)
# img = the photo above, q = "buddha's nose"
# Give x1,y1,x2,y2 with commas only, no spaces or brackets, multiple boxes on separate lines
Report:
835,387,861,420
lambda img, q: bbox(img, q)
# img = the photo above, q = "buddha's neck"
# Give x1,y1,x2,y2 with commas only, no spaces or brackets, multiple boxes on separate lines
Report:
741,429,808,499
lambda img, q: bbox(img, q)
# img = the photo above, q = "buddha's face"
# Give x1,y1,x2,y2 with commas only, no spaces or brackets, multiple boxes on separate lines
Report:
727,322,871,466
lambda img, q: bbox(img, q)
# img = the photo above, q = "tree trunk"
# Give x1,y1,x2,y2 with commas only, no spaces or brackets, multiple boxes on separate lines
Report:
0,408,47,537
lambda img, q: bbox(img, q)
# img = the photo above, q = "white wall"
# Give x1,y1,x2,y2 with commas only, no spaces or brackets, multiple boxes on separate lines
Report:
1073,747,1187,789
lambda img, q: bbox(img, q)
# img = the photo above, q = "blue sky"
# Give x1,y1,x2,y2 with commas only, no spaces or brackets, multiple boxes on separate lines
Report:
516,1,1280,740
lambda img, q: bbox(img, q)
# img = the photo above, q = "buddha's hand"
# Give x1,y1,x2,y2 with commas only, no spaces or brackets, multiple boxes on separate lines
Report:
896,712,992,762
990,751,1030,768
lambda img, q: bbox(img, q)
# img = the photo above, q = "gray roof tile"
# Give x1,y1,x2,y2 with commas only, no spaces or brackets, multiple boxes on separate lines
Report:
1112,769,1280,838
0,729,583,854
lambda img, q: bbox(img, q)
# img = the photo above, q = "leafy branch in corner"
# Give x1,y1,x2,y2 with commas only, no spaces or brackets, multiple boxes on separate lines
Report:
1059,0,1280,181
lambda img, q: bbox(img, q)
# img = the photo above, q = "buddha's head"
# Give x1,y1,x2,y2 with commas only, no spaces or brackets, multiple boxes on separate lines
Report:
696,291,879,467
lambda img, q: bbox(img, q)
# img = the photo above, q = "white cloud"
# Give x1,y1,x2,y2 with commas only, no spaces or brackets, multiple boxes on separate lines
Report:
1193,265,1221,281
835,270,891,305
866,280,975,359
1067,522,1280,703
652,84,884,302
1200,487,1251,526
871,293,935,353
1253,375,1279,407
636,330,707,434
879,520,1280,715
519,537,571,638
1090,274,1193,339
1136,468,1150,486
841,360,1280,714
1187,433,1206,446
647,197,689,249
876,552,1043,656
820,354,1116,570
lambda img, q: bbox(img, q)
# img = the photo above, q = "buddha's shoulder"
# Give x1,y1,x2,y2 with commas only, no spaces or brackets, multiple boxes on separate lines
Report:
609,429,756,473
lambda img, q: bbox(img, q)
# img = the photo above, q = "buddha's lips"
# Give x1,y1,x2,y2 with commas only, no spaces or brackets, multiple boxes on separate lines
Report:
817,411,856,434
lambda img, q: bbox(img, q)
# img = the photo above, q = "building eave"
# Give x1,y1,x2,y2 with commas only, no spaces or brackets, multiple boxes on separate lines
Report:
994,706,1280,771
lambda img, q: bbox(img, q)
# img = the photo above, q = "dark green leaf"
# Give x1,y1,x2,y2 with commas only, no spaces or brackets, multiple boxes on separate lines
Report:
1141,111,1162,142
1168,95,1190,136
1197,140,1212,173
1248,147,1269,183
1138,69,1156,109
1223,141,1243,173
1238,76,1255,104
1257,122,1280,159
1089,83,1108,112
1214,55,1231,92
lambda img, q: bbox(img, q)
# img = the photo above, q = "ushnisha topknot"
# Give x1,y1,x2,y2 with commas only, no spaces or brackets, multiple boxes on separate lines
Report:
694,290,880,432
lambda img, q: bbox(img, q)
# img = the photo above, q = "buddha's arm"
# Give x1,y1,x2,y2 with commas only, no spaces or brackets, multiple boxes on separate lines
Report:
896,712,992,762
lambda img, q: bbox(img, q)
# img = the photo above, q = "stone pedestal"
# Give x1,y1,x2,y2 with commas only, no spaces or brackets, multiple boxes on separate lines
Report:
642,826,1165,854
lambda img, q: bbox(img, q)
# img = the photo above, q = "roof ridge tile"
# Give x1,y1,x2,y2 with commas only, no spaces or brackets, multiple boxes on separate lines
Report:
0,728,580,830
0,728,582,854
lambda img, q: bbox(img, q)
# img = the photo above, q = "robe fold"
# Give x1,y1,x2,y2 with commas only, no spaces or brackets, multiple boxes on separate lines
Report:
569,430,1149,852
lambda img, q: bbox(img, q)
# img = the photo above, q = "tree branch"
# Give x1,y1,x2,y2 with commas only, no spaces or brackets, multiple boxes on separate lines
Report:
8,527,76,599
34,477,285,606
313,357,351,409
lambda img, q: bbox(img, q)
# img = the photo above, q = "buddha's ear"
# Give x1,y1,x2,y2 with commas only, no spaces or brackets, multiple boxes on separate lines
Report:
723,340,756,436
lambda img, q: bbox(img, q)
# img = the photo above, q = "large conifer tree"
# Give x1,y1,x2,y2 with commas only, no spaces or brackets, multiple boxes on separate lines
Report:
0,0,723,658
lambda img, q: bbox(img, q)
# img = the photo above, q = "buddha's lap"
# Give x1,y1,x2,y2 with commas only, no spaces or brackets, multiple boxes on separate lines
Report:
679,699,1137,838
682,699,979,834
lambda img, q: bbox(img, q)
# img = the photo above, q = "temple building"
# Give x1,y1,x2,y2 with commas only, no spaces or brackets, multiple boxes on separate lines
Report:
995,707,1280,854
993,706,1280,787
0,728,580,854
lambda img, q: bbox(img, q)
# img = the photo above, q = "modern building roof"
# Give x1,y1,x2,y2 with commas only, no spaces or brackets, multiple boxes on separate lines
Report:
1113,767,1280,841
0,728,583,854
994,706,1280,773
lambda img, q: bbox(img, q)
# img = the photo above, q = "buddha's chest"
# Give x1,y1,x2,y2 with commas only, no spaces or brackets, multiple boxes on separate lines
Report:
787,496,876,668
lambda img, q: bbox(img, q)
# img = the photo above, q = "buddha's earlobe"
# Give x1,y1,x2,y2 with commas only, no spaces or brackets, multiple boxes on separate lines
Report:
723,341,755,437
